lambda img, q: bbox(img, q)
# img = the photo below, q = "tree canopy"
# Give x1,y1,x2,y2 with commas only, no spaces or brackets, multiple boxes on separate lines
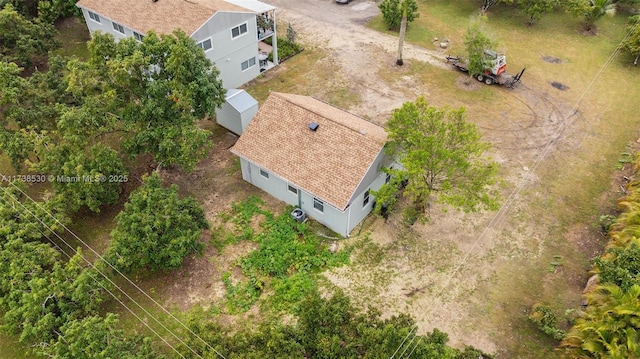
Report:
480,0,514,13
373,96,500,223
42,314,162,359
1,30,226,212
0,4,59,70
518,0,559,25
565,0,615,32
107,172,209,273
379,0,419,31
463,18,498,76
622,15,640,65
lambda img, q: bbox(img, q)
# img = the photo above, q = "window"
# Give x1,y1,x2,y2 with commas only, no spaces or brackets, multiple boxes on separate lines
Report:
112,22,125,34
197,38,212,51
134,32,144,42
241,57,256,71
88,11,100,23
363,190,370,207
288,185,298,195
313,198,324,213
259,169,269,178
231,22,248,38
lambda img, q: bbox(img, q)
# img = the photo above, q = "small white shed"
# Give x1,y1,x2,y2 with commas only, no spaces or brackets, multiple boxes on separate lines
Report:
215,89,259,135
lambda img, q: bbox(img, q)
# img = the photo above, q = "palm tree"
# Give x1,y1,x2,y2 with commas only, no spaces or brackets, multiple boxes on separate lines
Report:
582,0,615,32
396,0,408,66
562,284,640,358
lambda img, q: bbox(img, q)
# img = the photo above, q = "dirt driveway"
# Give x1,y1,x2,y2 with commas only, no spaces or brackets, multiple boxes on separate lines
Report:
266,0,450,123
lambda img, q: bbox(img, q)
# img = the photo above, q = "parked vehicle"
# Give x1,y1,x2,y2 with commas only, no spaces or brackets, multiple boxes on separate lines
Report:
445,50,525,88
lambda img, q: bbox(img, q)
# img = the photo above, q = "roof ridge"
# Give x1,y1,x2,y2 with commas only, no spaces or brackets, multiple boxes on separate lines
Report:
272,92,384,135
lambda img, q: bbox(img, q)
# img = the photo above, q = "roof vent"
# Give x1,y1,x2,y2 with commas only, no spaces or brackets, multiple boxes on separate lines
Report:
152,0,158,2
308,122,319,131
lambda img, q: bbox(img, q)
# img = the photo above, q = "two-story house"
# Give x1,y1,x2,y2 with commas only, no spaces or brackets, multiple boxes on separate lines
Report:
76,0,278,89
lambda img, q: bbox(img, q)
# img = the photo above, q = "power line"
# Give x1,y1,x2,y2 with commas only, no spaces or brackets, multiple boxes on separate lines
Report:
391,16,640,359
0,184,212,359
0,193,188,358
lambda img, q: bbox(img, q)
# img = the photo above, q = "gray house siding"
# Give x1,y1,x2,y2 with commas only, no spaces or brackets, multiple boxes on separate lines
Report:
79,7,266,89
79,7,138,41
192,12,260,89
215,89,258,135
238,156,387,237
350,148,386,200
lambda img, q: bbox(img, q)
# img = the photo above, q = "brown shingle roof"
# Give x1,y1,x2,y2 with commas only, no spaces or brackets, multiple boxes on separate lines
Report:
231,92,387,211
77,0,251,35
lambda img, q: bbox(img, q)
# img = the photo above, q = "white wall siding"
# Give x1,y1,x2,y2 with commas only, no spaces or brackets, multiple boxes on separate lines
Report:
298,190,350,237
238,156,387,237
192,12,260,88
79,7,133,41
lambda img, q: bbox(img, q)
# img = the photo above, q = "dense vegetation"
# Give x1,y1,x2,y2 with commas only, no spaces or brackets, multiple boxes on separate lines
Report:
1,0,639,357
107,173,209,273
561,156,640,358
373,96,500,223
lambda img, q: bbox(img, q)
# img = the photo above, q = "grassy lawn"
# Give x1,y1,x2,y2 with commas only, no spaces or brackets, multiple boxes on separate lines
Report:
53,17,91,59
244,48,361,109
2,3,639,358
0,332,26,358
366,1,640,357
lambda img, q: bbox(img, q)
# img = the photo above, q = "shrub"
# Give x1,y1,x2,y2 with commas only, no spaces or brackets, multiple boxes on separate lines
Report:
528,303,566,340
378,0,419,31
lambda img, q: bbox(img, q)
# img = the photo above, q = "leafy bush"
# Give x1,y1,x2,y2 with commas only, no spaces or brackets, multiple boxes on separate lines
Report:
378,0,419,31
595,241,640,291
269,273,317,313
216,198,350,313
107,173,208,273
222,272,263,313
241,211,349,278
267,37,303,62
529,303,566,340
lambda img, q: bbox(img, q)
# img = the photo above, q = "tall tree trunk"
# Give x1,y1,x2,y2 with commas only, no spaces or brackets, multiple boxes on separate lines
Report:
396,3,407,66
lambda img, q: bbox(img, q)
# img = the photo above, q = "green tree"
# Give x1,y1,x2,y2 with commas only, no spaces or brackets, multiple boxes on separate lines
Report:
0,0,39,18
373,96,500,223
0,4,59,70
37,0,82,23
0,183,69,241
463,18,498,77
378,0,418,31
622,15,640,65
182,289,489,358
480,0,514,14
565,0,615,32
0,245,106,344
42,314,161,359
518,0,559,25
595,240,640,291
80,31,225,171
107,172,209,273
562,284,640,358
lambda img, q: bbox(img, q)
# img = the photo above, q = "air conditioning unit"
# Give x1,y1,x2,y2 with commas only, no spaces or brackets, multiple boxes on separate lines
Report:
291,208,306,223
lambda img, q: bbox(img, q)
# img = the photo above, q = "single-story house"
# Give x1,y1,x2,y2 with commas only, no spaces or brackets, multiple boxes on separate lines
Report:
231,92,390,237
76,0,279,89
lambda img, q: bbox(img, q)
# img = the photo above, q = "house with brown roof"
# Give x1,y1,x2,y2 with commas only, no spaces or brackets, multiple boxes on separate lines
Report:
76,0,278,89
231,92,390,237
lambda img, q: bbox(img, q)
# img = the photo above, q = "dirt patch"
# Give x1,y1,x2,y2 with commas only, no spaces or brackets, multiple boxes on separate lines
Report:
455,75,483,91
551,81,569,91
541,55,563,64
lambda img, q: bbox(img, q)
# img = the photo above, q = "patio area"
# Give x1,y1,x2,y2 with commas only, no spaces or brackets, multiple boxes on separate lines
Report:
258,41,275,72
